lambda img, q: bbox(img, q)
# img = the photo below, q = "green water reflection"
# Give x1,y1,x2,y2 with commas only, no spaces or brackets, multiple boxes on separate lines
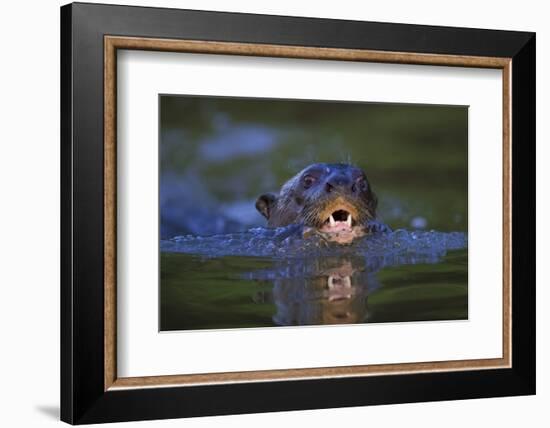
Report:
160,250,467,331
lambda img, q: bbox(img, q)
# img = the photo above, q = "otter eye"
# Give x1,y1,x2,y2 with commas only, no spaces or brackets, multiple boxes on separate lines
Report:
303,175,316,189
356,176,368,191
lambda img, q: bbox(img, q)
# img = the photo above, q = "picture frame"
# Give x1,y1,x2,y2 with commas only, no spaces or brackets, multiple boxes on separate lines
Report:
60,2,535,424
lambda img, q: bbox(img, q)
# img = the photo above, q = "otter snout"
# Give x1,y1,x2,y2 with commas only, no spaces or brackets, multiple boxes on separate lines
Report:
325,173,353,194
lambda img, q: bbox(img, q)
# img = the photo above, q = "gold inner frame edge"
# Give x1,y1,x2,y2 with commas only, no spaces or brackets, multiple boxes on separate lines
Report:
103,35,512,391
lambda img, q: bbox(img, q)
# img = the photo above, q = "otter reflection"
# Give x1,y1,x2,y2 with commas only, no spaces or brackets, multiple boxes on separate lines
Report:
253,256,378,326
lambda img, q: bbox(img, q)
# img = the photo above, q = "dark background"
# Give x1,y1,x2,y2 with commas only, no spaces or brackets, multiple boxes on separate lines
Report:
160,95,468,239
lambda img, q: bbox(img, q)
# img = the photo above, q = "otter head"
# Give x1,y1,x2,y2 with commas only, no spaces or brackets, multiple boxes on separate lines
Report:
256,163,378,244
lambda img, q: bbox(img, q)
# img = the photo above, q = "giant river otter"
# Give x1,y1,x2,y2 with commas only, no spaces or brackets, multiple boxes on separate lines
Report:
256,163,390,244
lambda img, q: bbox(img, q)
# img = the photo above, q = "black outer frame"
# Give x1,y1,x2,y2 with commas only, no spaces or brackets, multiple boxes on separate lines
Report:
60,2,535,424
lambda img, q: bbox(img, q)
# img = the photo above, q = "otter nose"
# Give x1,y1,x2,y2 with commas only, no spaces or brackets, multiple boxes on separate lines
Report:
325,174,352,193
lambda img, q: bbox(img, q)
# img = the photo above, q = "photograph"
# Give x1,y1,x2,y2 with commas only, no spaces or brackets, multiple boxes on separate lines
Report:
159,95,469,331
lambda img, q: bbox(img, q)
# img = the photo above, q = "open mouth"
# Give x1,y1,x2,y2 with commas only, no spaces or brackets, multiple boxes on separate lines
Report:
327,275,352,301
319,209,354,233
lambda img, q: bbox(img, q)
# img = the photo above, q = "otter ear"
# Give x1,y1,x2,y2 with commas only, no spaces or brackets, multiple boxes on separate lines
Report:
256,193,277,219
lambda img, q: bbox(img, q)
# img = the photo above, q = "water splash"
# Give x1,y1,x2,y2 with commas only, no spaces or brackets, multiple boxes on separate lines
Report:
161,226,467,263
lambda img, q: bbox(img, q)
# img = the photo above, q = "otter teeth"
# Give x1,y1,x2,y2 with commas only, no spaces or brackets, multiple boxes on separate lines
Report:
327,213,352,228
328,276,352,289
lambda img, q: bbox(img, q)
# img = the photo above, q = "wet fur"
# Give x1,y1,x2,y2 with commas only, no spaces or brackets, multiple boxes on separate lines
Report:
256,163,378,230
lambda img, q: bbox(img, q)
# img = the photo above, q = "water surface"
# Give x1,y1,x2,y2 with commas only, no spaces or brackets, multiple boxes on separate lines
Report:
160,229,467,330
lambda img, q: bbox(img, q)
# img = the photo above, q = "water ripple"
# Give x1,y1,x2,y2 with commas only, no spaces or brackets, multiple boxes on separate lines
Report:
161,226,467,261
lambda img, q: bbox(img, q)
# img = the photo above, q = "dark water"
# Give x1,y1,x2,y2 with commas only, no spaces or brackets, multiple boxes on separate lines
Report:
160,228,467,330
159,96,468,331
